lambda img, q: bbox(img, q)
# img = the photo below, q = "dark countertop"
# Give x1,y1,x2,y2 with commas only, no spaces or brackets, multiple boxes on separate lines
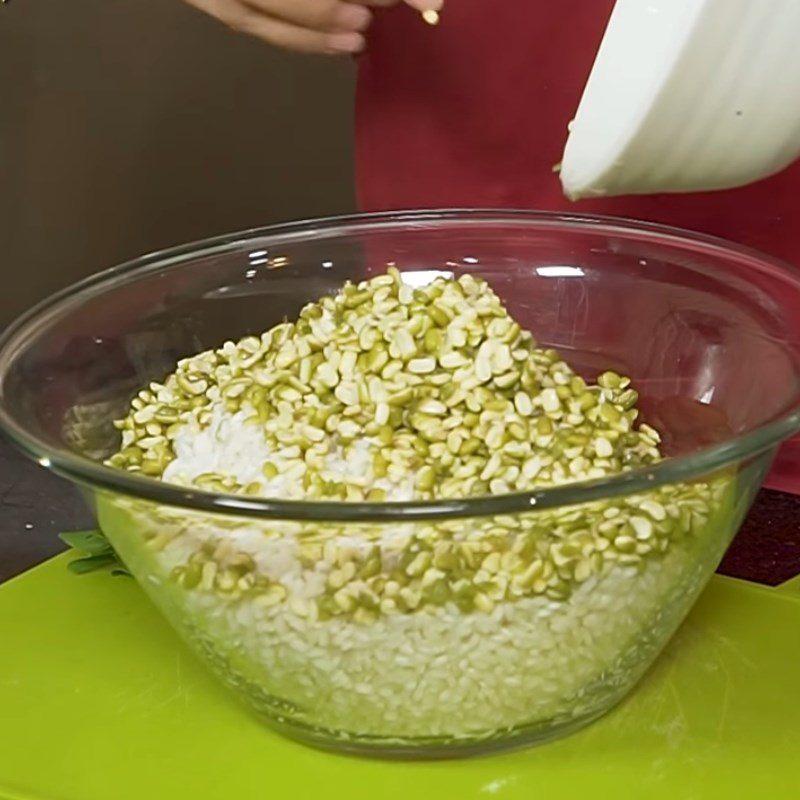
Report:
1,437,93,582
2,436,800,586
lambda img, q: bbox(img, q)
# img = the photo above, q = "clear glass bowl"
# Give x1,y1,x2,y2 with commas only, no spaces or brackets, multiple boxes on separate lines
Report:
2,210,800,758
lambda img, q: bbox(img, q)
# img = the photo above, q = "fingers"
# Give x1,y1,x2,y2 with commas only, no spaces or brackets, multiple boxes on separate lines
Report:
242,0,370,31
242,0,442,30
182,0,442,55
401,0,443,11
183,0,243,27
184,0,365,53
236,7,366,52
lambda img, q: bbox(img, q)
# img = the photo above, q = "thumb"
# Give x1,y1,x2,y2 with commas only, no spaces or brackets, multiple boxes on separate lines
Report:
403,0,443,12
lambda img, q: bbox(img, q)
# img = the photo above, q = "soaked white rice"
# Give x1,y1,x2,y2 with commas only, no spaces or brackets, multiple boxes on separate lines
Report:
103,493,713,741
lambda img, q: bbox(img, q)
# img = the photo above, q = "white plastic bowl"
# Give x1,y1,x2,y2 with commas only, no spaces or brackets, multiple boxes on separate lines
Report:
560,0,800,200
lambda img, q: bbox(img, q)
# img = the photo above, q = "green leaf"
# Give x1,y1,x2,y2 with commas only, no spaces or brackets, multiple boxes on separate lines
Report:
59,529,131,578
66,554,120,575
111,567,132,578
59,530,114,556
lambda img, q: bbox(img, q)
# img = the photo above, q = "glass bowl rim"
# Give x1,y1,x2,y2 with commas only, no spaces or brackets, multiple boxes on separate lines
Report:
2,208,800,522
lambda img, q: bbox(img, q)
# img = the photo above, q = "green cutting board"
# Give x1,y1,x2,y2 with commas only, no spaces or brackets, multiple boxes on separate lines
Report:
1,555,799,800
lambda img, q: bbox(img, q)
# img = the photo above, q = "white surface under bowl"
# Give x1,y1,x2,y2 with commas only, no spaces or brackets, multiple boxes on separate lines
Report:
560,0,800,200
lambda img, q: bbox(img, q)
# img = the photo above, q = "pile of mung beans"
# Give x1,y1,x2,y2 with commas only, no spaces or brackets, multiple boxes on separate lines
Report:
106,269,721,620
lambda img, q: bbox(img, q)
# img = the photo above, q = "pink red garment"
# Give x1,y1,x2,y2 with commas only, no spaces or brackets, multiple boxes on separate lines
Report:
355,0,800,491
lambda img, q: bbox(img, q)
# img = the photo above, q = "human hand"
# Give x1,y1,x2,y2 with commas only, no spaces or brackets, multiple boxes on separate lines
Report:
183,0,442,55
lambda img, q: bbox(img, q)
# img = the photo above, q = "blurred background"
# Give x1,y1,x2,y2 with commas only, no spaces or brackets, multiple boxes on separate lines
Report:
0,0,356,326
0,0,355,577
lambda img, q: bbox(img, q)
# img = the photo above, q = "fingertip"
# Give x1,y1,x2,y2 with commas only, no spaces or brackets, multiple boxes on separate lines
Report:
403,0,443,12
334,2,372,31
325,30,366,54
